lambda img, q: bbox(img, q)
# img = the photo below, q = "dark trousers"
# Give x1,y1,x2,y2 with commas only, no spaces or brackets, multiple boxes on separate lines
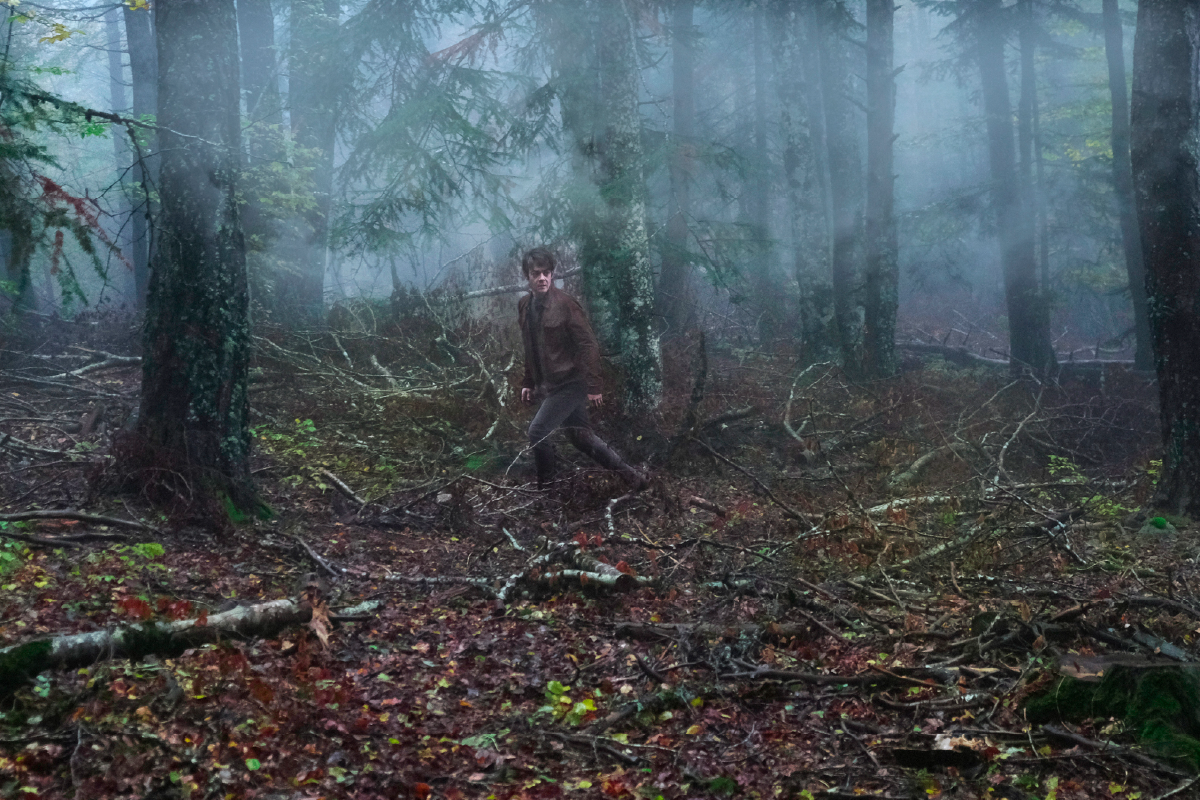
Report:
527,382,641,487
528,382,591,448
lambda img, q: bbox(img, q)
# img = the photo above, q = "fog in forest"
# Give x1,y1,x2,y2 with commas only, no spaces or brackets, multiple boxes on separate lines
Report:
0,0,1141,365
20,6,1200,797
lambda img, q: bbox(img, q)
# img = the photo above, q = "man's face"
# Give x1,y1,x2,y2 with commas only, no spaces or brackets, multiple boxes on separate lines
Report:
527,266,553,295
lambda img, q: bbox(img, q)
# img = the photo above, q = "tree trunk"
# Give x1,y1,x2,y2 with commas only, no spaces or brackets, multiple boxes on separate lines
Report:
657,0,695,340
554,0,662,411
1130,0,1200,515
105,9,135,304
136,0,253,509
1016,0,1038,281
238,0,282,128
770,0,836,363
748,4,778,345
974,0,1055,372
1104,0,1152,370
238,0,285,302
122,3,157,311
283,0,341,325
819,0,865,375
862,0,897,377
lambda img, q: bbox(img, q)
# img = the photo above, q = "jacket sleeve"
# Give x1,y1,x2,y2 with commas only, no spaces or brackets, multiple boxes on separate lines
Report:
518,297,535,390
567,299,603,394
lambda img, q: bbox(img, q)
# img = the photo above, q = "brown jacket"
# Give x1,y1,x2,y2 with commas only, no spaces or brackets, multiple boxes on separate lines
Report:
519,286,603,394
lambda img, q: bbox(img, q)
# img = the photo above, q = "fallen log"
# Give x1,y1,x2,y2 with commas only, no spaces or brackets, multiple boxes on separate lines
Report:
386,544,650,603
0,597,381,698
570,552,642,592
888,443,980,490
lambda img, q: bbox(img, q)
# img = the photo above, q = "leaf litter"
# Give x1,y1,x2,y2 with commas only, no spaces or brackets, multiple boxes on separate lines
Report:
0,313,1193,800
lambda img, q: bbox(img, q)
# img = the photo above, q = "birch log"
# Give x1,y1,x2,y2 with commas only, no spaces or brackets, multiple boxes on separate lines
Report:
0,598,378,697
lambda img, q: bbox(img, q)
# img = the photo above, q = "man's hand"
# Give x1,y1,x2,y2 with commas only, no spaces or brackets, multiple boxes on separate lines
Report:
521,387,533,405
588,393,603,408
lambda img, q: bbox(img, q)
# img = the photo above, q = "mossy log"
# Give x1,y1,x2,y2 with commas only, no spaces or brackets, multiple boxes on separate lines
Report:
0,597,377,698
1025,663,1200,772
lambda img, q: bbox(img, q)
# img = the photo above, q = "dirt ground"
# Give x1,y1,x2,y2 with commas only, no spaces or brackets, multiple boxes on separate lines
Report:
1,307,1195,800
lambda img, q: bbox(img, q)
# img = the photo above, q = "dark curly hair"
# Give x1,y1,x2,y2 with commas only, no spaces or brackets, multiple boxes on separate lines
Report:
521,247,556,277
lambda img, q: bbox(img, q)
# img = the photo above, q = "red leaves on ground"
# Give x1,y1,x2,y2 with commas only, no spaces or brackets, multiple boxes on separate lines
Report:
602,778,630,796
116,596,153,620
248,680,275,705
156,597,193,620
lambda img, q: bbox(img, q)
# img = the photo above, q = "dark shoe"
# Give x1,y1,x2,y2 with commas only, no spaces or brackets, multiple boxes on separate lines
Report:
567,429,648,491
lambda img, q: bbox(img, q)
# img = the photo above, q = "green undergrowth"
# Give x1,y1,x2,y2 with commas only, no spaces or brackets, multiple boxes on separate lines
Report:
1025,666,1200,771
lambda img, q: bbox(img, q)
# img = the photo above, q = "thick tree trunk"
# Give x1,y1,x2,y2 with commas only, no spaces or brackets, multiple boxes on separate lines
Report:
136,0,253,508
975,0,1055,372
819,1,865,375
863,0,897,377
555,0,662,411
1104,0,1152,370
1130,0,1200,515
122,3,157,311
657,0,695,340
283,0,341,325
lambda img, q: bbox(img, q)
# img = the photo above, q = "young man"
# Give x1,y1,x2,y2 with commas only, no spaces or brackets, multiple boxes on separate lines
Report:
518,247,647,490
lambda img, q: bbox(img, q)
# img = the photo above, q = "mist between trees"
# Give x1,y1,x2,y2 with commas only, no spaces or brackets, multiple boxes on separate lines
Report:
12,4,1200,799
0,0,1195,508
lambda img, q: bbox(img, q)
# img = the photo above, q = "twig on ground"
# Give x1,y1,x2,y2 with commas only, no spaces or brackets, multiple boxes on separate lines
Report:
319,469,367,507
0,509,157,533
1041,724,1189,779
294,535,342,580
690,437,813,523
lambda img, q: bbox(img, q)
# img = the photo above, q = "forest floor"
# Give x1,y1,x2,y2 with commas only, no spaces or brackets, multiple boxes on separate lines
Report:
0,305,1195,800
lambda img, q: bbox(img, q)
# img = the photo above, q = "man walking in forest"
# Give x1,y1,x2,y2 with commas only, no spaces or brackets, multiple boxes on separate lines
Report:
518,247,648,491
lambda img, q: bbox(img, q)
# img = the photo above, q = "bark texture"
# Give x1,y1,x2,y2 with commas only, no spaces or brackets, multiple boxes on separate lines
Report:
0,600,301,696
1104,0,1153,370
552,0,662,411
137,0,253,507
974,0,1055,372
0,598,379,697
1130,0,1200,515
863,0,897,377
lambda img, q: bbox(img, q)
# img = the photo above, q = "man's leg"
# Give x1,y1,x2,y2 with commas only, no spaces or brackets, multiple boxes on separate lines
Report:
565,426,648,491
527,384,588,487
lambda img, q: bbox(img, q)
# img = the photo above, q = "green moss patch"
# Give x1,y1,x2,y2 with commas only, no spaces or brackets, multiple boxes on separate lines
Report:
1025,665,1200,771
